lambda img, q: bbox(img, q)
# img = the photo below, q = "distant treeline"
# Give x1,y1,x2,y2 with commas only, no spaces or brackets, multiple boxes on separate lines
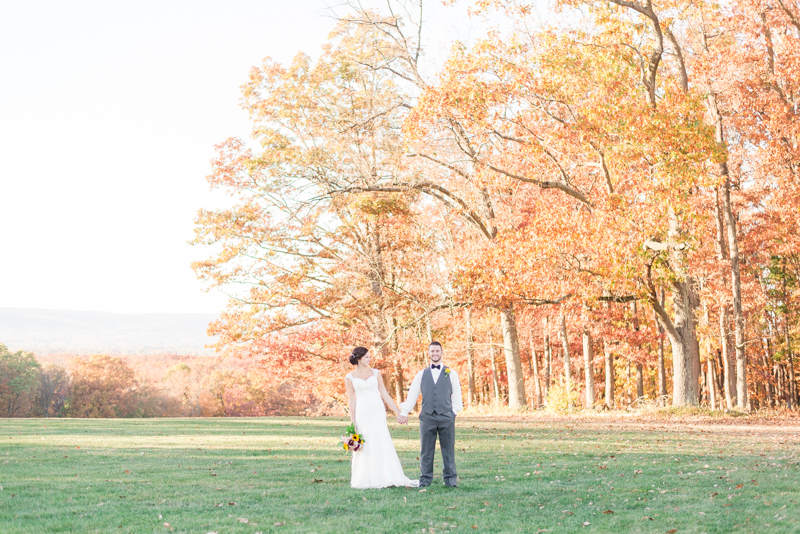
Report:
0,344,327,418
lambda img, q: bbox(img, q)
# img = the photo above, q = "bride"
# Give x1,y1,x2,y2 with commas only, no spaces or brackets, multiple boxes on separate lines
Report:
344,346,419,489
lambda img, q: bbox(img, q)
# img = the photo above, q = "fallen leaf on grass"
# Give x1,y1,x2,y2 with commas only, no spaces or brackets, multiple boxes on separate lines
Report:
602,510,614,514
667,530,677,533
447,506,456,509
313,479,323,483
238,518,248,524
163,523,171,528
471,526,478,530
420,489,427,493
228,502,236,506
274,522,285,526
642,517,653,520
582,522,590,526
735,484,744,489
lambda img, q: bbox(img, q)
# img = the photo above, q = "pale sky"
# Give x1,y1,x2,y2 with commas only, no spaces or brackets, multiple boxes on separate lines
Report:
0,0,496,314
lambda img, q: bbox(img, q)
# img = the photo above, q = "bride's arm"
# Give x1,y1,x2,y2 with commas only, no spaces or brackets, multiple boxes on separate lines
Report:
345,377,357,427
376,371,402,415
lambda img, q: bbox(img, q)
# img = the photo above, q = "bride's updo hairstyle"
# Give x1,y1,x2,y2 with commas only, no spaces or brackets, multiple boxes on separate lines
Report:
349,346,369,365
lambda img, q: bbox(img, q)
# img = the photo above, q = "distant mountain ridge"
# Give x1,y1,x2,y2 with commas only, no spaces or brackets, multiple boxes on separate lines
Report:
0,308,218,355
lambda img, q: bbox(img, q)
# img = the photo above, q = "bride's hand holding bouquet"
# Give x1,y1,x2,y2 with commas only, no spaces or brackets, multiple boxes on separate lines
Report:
341,422,365,452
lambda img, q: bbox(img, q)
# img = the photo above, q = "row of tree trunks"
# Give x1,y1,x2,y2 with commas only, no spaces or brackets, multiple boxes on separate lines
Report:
457,304,793,411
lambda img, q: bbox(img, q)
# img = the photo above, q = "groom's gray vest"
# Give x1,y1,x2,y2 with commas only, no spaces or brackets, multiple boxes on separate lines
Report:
421,366,452,415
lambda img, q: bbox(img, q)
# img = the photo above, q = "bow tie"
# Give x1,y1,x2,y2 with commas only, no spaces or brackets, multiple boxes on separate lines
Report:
431,364,441,370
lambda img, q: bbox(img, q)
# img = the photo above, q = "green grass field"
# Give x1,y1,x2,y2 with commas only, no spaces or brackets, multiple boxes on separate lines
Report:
1,416,798,533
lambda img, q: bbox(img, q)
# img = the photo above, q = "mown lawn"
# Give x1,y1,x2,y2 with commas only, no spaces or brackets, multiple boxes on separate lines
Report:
1,416,799,533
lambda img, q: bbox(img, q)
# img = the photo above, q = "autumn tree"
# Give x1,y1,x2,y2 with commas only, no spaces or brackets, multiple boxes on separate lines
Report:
0,344,40,417
35,363,71,417
68,355,140,418
192,18,456,407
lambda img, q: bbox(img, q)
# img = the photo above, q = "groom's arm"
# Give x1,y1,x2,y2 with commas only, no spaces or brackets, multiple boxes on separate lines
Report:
399,370,424,416
450,370,464,416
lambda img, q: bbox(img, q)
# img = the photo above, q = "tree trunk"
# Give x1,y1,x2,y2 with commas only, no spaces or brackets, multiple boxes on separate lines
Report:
669,276,701,406
489,330,501,406
719,306,736,409
648,210,701,406
763,335,774,407
530,332,542,408
394,360,404,403
707,356,717,410
635,364,644,401
722,176,748,410
583,326,595,408
543,317,552,402
713,185,737,410
604,340,614,409
465,308,477,408
709,91,747,410
499,306,527,409
786,322,796,410
702,301,716,410
656,289,667,404
630,301,643,403
559,310,573,409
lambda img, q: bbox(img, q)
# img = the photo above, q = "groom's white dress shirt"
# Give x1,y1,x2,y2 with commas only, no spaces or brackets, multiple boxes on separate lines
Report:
399,365,464,417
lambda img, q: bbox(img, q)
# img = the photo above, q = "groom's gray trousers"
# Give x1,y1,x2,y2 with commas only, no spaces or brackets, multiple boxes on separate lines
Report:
419,410,457,487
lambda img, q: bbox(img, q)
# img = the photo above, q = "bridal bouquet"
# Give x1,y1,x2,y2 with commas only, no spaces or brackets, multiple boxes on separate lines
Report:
341,423,365,452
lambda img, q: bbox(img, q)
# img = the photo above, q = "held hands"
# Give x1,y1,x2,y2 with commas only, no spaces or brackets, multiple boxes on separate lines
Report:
397,414,408,425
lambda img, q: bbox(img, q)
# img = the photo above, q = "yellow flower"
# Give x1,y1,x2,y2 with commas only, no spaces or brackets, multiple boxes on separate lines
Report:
343,443,349,450
445,368,451,375
353,434,360,441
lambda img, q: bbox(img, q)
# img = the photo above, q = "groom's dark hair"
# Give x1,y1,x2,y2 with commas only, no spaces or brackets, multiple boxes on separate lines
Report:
429,341,442,348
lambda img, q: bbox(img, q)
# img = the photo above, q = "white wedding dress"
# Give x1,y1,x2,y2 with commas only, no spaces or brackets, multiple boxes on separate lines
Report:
347,369,419,489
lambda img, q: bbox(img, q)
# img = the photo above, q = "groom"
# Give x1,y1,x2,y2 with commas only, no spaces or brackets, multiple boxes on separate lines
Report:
398,341,463,488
